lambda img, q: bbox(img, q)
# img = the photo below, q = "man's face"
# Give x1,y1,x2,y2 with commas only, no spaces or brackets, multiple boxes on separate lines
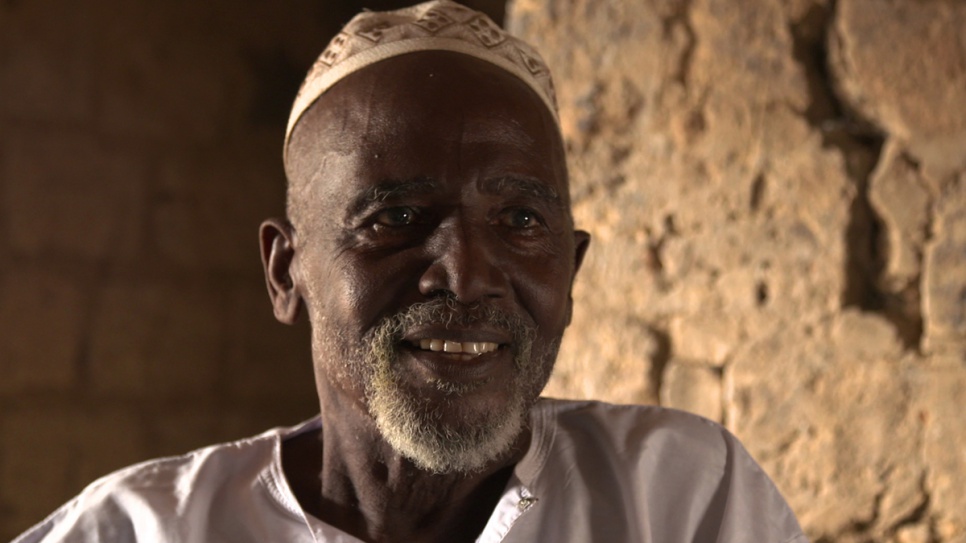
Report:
283,51,588,473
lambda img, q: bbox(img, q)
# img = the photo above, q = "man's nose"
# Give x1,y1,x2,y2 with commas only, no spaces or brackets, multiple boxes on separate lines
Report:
418,221,509,303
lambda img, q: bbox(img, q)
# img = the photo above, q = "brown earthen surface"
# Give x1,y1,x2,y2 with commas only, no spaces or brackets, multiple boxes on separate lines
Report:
509,0,966,541
0,1,503,538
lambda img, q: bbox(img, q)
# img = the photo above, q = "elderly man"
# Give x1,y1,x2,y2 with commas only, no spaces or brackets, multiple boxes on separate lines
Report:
15,2,807,542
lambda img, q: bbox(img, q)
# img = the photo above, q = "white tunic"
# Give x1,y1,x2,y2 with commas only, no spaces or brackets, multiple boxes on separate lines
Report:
14,399,808,543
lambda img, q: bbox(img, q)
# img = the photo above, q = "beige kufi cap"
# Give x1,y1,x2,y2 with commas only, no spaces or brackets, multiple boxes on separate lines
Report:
284,0,559,153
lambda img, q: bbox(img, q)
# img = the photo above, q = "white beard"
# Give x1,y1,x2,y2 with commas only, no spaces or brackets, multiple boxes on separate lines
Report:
311,296,557,474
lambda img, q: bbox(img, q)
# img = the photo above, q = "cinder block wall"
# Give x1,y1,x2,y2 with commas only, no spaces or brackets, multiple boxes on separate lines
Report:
508,0,966,541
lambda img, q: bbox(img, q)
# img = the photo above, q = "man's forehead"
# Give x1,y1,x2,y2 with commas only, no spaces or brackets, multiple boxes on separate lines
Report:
285,55,571,221
345,176,563,216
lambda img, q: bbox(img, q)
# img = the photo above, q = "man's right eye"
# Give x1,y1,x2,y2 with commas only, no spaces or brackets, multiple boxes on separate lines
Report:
374,206,418,227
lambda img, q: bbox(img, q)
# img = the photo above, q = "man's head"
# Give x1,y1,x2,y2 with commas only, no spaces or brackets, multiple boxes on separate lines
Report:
260,1,589,474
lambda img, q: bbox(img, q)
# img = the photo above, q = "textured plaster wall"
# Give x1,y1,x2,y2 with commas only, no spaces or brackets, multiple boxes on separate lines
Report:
508,0,966,541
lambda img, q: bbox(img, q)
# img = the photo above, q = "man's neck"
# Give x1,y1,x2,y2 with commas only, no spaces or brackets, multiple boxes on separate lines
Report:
281,402,529,543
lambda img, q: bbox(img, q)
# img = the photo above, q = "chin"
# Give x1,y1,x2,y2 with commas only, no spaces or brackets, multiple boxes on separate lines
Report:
369,343,558,474
371,384,529,474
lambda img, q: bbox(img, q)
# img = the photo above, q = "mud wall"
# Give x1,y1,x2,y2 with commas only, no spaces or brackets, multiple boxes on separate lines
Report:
508,0,966,541
0,1,502,538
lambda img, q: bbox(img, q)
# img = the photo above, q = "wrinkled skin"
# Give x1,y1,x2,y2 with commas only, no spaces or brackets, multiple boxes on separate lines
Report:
260,50,589,543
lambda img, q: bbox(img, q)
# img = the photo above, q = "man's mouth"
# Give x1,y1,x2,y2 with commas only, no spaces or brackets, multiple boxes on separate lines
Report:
411,339,500,356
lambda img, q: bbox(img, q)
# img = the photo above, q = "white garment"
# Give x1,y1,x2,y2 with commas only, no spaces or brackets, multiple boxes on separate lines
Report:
14,399,808,543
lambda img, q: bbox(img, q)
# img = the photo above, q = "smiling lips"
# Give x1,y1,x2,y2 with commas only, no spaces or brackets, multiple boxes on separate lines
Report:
414,339,500,356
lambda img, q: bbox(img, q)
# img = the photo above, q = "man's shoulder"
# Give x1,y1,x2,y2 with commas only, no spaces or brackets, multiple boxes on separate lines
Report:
535,397,784,484
13,420,314,543
524,398,806,543
535,397,737,459
78,421,289,494
521,400,803,542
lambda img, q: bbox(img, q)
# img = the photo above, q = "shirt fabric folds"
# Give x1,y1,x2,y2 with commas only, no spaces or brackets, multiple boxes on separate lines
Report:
14,399,808,543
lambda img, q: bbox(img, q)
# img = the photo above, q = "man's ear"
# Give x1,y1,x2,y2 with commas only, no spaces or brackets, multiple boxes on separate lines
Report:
565,229,592,326
259,218,302,324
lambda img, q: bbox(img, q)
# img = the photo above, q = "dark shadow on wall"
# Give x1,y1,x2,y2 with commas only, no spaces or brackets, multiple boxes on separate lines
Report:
0,1,504,540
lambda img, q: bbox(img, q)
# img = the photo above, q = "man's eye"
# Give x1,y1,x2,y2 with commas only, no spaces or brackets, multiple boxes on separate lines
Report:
499,208,543,229
374,207,418,227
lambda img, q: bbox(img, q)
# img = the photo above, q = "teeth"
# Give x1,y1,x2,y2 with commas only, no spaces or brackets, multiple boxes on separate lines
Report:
415,339,499,355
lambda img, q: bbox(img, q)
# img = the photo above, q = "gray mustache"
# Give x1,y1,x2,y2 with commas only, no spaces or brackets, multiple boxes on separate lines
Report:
386,295,537,350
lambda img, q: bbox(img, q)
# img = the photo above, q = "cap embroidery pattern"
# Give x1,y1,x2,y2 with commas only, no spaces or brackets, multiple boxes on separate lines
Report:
467,16,506,48
413,9,455,33
284,0,559,154
356,22,393,43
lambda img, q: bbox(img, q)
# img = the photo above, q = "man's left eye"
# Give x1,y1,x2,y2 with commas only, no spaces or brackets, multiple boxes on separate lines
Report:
374,206,419,227
498,208,544,229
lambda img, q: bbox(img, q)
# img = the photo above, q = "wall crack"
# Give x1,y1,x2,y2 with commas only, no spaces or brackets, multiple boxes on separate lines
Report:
660,0,695,87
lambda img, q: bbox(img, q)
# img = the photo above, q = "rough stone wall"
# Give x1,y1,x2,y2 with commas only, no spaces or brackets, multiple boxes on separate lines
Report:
508,0,966,542
0,1,501,540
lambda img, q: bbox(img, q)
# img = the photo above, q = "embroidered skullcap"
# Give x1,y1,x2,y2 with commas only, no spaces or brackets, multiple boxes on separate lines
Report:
284,0,559,153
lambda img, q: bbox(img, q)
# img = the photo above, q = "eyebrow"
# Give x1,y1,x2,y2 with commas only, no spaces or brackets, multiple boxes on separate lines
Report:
480,177,562,207
347,178,439,217
345,176,564,219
